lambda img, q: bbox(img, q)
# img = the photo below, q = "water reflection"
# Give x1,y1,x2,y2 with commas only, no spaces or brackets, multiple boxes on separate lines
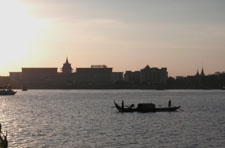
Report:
0,90,225,148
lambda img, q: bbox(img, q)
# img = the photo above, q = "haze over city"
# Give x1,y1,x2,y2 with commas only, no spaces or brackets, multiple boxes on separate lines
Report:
0,0,225,77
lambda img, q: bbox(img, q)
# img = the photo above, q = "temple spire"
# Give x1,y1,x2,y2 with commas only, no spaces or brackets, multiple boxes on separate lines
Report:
196,69,199,76
62,57,73,74
66,57,69,64
201,66,205,76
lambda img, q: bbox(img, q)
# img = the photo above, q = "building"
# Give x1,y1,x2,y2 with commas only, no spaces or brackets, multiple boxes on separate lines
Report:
74,65,113,87
0,76,10,87
61,58,73,74
9,72,22,88
6,58,170,89
9,68,62,89
111,72,123,83
124,71,141,83
140,65,168,87
21,68,60,89
176,76,185,80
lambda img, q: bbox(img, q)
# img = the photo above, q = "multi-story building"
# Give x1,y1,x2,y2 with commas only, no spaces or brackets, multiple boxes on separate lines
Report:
140,65,168,86
9,58,75,89
74,65,113,87
75,65,112,87
124,71,141,83
0,76,10,86
21,68,60,89
9,72,22,88
111,72,123,83
7,58,168,89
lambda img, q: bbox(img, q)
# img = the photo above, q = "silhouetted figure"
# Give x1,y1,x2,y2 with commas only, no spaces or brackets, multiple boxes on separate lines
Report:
168,100,171,107
122,100,124,109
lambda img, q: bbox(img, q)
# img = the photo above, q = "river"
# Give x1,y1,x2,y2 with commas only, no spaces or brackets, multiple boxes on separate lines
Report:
0,90,225,148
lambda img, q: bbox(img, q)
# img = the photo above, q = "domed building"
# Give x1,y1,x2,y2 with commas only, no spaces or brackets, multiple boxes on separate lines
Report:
61,57,73,74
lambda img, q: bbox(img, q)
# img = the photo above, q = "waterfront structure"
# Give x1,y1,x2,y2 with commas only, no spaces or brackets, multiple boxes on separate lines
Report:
124,71,141,83
5,58,170,89
140,65,168,87
74,65,113,87
9,67,73,89
111,72,123,83
61,58,73,74
176,76,185,80
21,68,60,89
123,65,168,88
9,72,22,88
0,76,10,86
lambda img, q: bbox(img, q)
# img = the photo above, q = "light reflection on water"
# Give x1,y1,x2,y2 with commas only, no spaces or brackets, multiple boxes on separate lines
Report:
0,90,225,148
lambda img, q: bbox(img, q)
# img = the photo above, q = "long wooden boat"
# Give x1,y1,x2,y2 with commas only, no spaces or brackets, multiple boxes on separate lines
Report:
114,101,136,112
114,101,181,113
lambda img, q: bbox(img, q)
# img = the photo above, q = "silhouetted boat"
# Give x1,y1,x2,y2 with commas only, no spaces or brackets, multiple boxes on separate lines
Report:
0,88,16,96
114,101,181,113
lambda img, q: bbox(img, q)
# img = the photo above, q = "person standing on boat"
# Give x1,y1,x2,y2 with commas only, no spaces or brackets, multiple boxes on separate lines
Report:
168,100,171,107
122,100,124,109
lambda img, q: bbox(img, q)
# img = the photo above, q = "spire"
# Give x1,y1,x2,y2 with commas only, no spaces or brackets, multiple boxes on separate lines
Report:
66,57,69,64
201,66,205,76
196,69,199,76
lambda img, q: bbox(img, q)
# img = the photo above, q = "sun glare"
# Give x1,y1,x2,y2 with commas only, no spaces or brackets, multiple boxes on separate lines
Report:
0,1,44,75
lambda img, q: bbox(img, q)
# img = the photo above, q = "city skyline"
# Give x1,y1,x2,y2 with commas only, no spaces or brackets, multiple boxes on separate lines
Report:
1,57,207,78
1,0,225,76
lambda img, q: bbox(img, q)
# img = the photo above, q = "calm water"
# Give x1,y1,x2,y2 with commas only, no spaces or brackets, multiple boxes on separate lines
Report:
0,90,225,148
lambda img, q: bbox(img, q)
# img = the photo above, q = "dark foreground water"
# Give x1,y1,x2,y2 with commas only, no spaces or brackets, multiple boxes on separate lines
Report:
0,90,225,148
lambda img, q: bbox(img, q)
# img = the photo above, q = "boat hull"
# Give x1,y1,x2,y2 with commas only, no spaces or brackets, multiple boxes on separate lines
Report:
114,101,136,112
114,101,180,113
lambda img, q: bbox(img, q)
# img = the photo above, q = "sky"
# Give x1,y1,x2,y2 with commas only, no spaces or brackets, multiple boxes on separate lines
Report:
0,0,225,77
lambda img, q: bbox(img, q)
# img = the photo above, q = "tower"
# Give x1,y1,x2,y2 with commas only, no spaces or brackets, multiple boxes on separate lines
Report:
62,57,73,74
201,66,205,77
196,69,199,77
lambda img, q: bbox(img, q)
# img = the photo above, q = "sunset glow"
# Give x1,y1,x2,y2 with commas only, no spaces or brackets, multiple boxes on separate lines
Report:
0,0,225,76
0,1,49,74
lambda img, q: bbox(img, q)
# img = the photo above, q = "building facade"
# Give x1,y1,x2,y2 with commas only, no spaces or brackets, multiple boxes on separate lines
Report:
7,58,167,89
111,72,123,83
0,76,10,87
140,65,168,87
74,65,113,88
21,68,60,89
124,71,141,83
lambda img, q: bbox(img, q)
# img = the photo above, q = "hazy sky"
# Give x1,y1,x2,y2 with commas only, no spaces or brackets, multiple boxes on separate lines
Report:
0,0,225,76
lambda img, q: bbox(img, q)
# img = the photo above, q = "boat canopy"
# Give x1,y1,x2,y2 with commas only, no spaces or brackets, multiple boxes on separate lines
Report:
137,103,156,110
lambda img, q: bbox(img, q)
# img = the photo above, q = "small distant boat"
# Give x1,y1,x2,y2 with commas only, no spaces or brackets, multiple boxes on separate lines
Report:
114,101,181,113
0,87,16,96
